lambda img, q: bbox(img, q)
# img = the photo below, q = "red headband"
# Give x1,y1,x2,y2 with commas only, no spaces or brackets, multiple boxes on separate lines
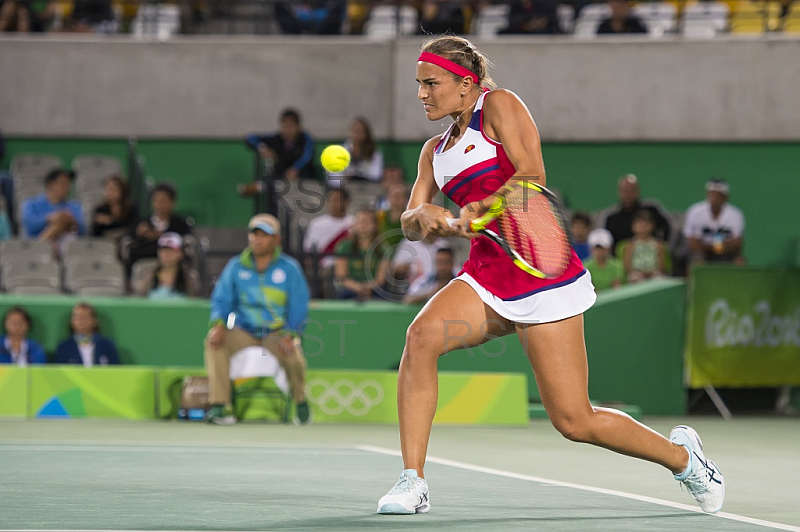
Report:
418,51,479,84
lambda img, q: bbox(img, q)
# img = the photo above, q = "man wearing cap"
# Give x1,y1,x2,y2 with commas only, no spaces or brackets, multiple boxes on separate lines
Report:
204,213,312,425
21,168,86,242
583,228,625,291
683,178,745,265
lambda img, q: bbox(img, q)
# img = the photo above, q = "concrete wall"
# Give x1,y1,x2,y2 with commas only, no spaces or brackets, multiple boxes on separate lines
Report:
1,35,799,140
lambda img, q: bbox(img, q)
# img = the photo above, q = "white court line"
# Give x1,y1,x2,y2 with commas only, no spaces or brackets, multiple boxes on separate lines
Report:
357,444,800,532
0,443,363,456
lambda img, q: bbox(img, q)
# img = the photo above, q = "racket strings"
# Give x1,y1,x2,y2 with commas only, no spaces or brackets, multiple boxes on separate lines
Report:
499,187,571,277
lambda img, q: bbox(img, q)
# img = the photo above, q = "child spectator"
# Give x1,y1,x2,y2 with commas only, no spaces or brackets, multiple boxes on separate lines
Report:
0,307,46,366
92,175,139,240
55,303,120,367
623,209,667,283
584,228,624,291
133,232,202,299
334,207,389,300
570,212,592,263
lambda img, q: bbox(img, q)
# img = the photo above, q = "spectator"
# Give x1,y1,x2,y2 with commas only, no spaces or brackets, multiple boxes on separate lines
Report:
597,174,671,253
303,187,353,261
133,232,202,299
127,182,192,270
0,129,15,234
21,168,86,247
597,0,647,34
68,0,117,33
274,1,345,35
91,175,139,240
334,206,389,300
0,0,32,31
376,183,408,252
622,209,667,283
0,200,11,241
327,117,384,187
402,247,457,304
374,165,406,211
417,1,466,34
242,109,317,190
570,212,592,263
584,228,625,291
28,0,55,31
0,307,46,366
683,178,745,266
55,303,120,367
205,213,311,425
499,0,561,34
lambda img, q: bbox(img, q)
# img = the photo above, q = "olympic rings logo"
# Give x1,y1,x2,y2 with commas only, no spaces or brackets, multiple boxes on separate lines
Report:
307,378,385,416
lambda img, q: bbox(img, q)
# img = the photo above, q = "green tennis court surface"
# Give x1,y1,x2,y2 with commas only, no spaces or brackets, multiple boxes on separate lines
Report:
1,418,798,531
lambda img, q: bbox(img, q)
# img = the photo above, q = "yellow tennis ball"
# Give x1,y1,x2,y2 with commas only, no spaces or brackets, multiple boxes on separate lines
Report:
320,145,351,173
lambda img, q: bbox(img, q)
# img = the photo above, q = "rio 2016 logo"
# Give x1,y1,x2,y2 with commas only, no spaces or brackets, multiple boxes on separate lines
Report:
307,378,385,416
705,299,800,349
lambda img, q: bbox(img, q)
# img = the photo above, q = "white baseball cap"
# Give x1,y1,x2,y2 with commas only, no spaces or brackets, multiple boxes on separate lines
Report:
588,228,614,250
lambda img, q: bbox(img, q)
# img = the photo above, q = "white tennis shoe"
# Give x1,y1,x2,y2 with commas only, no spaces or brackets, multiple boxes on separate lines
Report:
670,425,725,514
377,469,430,514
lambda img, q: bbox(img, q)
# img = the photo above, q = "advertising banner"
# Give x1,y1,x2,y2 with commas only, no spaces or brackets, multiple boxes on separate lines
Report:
686,266,800,387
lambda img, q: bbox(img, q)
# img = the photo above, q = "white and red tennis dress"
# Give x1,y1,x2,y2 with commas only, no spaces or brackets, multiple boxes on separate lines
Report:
433,91,596,323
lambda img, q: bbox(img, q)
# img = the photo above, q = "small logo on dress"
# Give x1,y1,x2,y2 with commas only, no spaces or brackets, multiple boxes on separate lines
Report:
464,144,475,154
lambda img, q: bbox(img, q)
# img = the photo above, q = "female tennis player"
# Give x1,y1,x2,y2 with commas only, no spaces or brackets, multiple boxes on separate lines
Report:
377,35,724,515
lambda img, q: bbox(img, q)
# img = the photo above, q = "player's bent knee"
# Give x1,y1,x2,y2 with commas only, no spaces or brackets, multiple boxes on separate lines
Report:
550,414,593,443
404,318,447,359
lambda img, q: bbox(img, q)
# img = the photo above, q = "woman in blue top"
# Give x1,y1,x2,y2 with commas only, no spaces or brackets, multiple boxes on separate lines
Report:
0,307,46,366
55,303,120,367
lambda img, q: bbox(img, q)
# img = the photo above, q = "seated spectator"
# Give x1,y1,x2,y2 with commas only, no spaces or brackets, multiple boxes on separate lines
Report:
417,1,466,34
584,228,624,291
0,129,16,234
21,168,86,249
133,232,202,299
0,0,32,32
499,0,561,34
570,212,592,263
91,175,139,240
68,0,117,33
28,0,54,31
597,0,647,34
374,165,406,212
334,207,389,300
327,117,384,187
274,1,345,35
376,183,408,252
240,109,317,199
622,209,667,283
127,182,192,270
403,247,457,304
0,307,46,366
597,174,671,254
55,302,119,367
303,187,353,261
683,178,745,266
0,202,11,241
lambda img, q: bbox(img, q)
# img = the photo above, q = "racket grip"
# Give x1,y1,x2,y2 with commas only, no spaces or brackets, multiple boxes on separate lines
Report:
446,217,458,227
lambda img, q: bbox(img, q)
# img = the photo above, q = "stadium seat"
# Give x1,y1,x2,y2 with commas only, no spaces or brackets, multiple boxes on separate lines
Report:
557,4,576,33
346,181,384,213
0,239,52,266
632,2,678,35
62,238,118,265
131,3,181,39
72,155,122,198
130,258,159,295
9,154,63,187
573,4,612,37
681,1,730,37
275,179,326,256
730,0,768,33
363,5,418,39
1,259,61,293
472,3,511,37
64,259,125,296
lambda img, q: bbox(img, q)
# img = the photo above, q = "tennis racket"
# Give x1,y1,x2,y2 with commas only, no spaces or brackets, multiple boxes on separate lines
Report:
447,181,572,278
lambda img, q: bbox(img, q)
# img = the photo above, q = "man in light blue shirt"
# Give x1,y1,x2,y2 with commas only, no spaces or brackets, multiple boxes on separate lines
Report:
21,169,85,240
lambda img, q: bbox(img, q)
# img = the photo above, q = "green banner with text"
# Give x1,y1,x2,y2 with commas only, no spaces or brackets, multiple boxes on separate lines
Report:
686,266,800,388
